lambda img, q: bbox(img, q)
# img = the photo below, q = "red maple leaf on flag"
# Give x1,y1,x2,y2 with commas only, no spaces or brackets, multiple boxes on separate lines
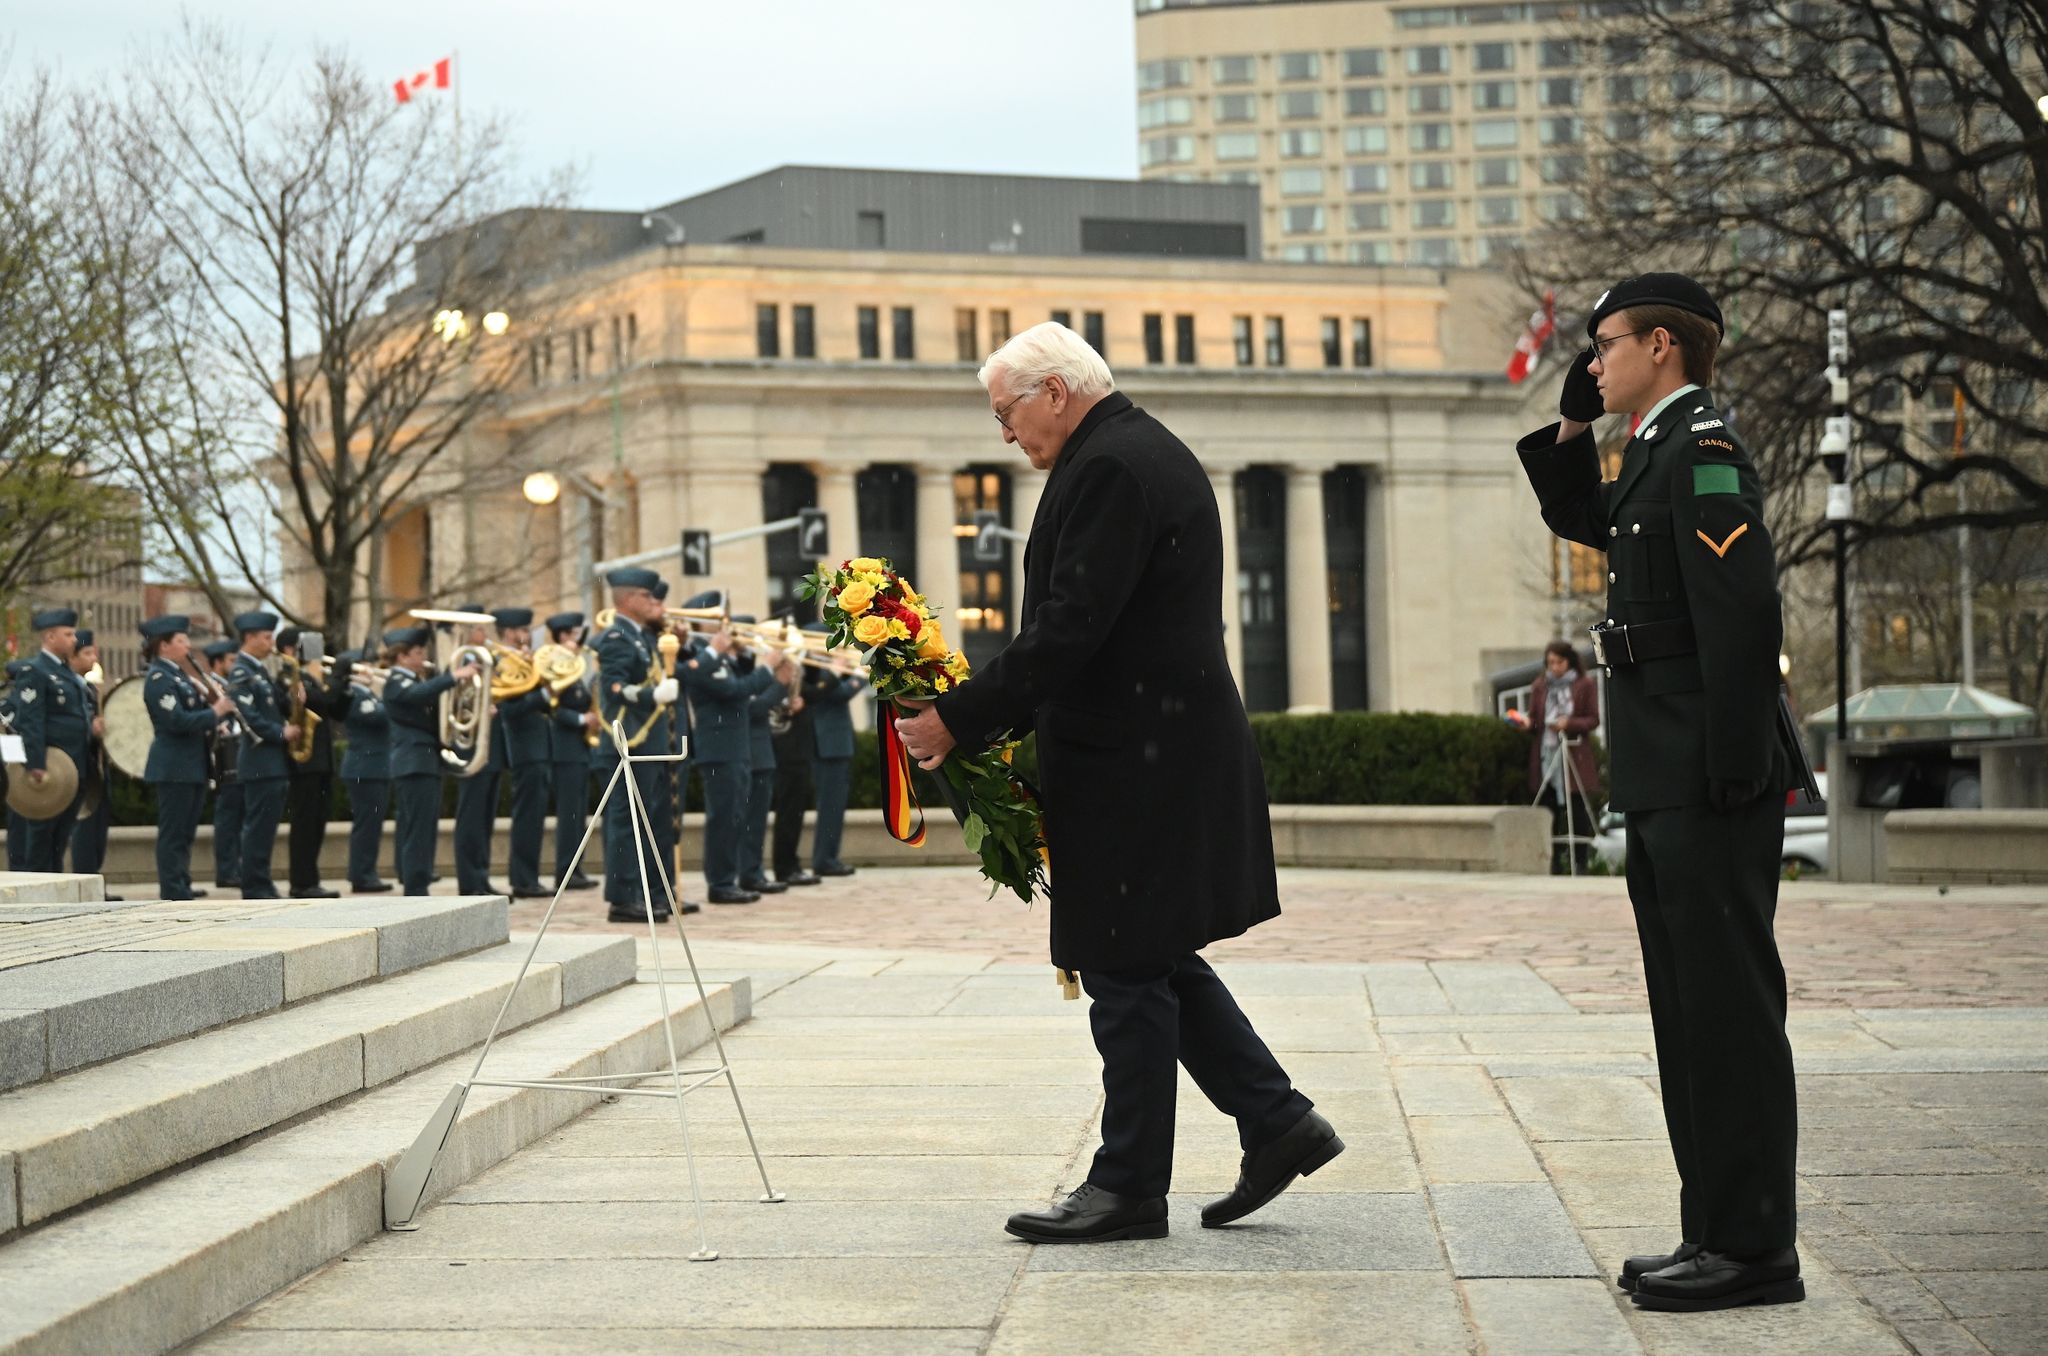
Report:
394,57,452,105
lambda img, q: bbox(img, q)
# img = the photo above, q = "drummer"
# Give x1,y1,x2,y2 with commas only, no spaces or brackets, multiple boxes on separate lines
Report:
140,615,237,899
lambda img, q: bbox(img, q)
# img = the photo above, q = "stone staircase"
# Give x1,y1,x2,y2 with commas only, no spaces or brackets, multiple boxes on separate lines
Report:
0,888,751,1355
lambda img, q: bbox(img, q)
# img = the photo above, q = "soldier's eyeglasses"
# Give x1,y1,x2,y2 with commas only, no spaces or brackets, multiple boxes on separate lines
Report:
1587,328,1655,362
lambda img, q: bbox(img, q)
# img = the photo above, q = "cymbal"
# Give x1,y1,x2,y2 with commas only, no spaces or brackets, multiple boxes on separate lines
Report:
4,746,79,821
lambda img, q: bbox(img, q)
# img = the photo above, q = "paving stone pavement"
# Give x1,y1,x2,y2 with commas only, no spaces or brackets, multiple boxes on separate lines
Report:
194,911,2048,1355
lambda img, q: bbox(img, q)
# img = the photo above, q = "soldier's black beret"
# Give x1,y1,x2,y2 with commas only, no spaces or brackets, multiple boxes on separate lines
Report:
605,567,661,592
140,615,190,640
490,607,534,629
546,612,585,634
31,608,78,630
233,611,279,634
1587,272,1724,338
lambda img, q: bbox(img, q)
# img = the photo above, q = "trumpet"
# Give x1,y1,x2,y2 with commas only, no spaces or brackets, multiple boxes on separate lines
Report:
409,609,496,776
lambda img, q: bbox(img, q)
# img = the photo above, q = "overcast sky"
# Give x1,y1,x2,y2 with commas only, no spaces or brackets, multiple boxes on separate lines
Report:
8,0,1141,208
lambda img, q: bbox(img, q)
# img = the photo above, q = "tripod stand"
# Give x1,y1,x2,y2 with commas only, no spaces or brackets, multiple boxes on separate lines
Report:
383,718,783,1260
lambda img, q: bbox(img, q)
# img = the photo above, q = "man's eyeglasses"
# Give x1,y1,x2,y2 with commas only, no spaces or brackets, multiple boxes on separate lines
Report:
1587,328,1657,362
993,387,1038,431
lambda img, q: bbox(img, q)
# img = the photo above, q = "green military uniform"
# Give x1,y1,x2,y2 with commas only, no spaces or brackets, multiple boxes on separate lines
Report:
1517,274,1798,1294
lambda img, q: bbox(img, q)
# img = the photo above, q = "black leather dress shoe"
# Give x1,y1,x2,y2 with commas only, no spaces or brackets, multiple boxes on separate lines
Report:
1619,1241,1700,1293
814,862,857,877
1005,1183,1168,1243
780,869,821,886
1201,1109,1345,1227
290,886,341,899
708,887,760,905
562,874,599,891
1632,1248,1803,1311
740,876,789,894
350,879,393,894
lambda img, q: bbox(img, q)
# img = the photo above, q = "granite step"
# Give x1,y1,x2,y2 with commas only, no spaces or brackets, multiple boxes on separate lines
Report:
0,970,752,1356
0,896,510,1092
0,932,635,1232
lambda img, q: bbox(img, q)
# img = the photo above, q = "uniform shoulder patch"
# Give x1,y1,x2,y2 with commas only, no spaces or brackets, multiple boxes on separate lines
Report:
1692,464,1740,496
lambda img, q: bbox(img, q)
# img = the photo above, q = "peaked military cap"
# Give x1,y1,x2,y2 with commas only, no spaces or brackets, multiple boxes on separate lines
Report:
605,567,661,591
546,611,585,634
490,607,534,629
31,607,78,630
140,614,191,640
233,610,279,634
1587,272,1724,338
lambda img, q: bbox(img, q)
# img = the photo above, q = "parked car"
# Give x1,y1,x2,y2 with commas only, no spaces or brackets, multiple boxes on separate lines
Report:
1590,776,1829,878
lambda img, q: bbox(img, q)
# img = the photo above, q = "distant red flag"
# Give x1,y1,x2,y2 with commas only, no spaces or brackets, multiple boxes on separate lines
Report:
1506,289,1555,384
394,56,453,104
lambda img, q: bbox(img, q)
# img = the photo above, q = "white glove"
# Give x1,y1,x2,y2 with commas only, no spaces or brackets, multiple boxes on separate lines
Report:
652,677,680,705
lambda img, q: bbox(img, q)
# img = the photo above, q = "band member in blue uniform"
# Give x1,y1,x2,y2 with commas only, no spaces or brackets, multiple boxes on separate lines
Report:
804,630,867,879
338,647,394,893
12,608,93,872
383,626,480,896
64,629,114,890
488,608,553,899
203,639,244,887
544,612,600,891
226,611,297,899
140,615,237,900
595,569,681,922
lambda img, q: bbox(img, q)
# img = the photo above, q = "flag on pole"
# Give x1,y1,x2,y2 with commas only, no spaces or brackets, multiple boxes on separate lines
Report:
1506,289,1556,384
394,56,453,104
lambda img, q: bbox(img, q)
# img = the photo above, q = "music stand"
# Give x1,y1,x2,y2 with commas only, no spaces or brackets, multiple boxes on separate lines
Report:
383,718,784,1260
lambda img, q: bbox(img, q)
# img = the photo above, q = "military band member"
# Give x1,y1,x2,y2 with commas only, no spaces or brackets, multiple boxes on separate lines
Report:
681,606,768,905
12,608,93,872
278,627,340,899
203,639,244,887
805,636,866,879
449,601,496,894
64,629,114,891
140,615,237,900
545,612,600,891
1517,273,1800,1312
488,608,553,899
4,657,41,872
595,569,681,922
338,648,394,893
227,611,298,899
732,616,795,897
383,626,480,896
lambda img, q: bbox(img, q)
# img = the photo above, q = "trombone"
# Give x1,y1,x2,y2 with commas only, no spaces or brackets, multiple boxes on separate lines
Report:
408,608,496,776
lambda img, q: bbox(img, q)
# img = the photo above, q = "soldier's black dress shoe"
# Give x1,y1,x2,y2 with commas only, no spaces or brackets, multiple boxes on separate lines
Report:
1631,1248,1803,1311
779,869,821,886
1201,1109,1345,1226
708,887,760,905
1619,1241,1701,1293
350,879,393,894
290,886,340,899
740,876,788,895
1005,1183,1168,1243
814,862,857,877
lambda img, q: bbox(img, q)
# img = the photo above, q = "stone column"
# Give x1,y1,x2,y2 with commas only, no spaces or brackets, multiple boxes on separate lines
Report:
687,465,769,617
1285,465,1333,712
915,464,961,623
1209,464,1245,693
1007,467,1046,634
816,464,861,567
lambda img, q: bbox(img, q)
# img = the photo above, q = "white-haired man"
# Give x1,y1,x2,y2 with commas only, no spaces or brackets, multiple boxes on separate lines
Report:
896,322,1342,1242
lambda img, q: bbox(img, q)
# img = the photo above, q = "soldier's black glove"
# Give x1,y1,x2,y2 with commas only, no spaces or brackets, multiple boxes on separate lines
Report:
1559,347,1605,424
1708,777,1770,812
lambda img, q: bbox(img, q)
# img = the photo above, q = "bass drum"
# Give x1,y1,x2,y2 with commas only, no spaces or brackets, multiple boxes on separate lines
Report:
101,674,157,781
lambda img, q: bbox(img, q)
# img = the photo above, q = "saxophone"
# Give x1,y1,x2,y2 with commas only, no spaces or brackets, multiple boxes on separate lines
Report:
279,653,322,764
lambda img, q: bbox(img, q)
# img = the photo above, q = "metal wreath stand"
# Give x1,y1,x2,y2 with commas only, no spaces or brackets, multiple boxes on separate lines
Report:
382,717,784,1260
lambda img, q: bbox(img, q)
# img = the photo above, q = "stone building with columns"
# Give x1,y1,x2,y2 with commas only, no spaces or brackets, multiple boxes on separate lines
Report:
350,166,1556,714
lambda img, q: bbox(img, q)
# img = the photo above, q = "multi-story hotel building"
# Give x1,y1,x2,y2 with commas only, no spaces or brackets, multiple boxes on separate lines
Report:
1134,0,1623,268
338,167,1554,714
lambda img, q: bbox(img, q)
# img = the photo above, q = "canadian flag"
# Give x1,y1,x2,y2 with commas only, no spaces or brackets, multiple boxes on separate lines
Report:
394,57,453,104
1505,289,1556,384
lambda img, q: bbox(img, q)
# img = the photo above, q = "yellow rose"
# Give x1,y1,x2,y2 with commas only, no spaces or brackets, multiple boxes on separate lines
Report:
852,614,890,646
838,580,876,616
850,557,885,574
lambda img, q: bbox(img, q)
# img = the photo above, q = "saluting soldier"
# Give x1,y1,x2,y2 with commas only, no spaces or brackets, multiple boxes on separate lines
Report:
1517,273,1801,1313
64,629,115,891
382,626,480,895
227,611,299,899
544,612,600,891
731,615,795,898
203,639,244,889
680,603,770,906
11,608,94,872
804,631,866,880
338,647,395,893
140,615,237,899
594,568,682,922
489,607,554,899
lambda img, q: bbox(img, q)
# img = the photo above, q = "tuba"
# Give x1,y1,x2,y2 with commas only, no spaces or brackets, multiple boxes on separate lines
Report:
409,609,496,777
279,653,322,764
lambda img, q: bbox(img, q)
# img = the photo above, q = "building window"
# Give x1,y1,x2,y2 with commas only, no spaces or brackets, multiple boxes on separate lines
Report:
1175,313,1196,364
1276,51,1321,81
1406,45,1450,75
1282,205,1327,235
1473,80,1517,110
1408,84,1452,114
1345,163,1390,193
857,306,880,360
1214,131,1261,161
1143,313,1165,365
755,303,780,358
1212,54,1256,84
1321,317,1342,368
1344,125,1389,156
1351,318,1373,367
1141,135,1195,167
1347,201,1390,231
1473,41,1514,71
955,308,979,363
1214,93,1257,122
1138,58,1192,90
1409,122,1454,152
1277,90,1322,119
1473,118,1520,149
1278,129,1323,158
1539,39,1578,68
891,306,915,360
1233,315,1254,366
1281,167,1326,196
1344,87,1387,119
1264,316,1286,367
857,211,885,248
1411,200,1457,229
989,308,1011,346
1347,240,1394,265
1410,161,1455,191
792,304,816,358
1082,310,1106,357
1475,157,1519,188
1476,196,1521,226
1139,96,1194,129
1342,48,1385,79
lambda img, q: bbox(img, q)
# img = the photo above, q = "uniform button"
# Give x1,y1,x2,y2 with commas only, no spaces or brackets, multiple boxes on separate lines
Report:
1608,571,1617,583
1632,523,1642,534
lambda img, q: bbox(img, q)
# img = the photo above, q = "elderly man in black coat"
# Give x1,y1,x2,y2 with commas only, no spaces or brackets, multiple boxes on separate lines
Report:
896,322,1342,1243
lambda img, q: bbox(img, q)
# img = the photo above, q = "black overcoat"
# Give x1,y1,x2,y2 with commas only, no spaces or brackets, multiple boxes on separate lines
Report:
934,392,1281,971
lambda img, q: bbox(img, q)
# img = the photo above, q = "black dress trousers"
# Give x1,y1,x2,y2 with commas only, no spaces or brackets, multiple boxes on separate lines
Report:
1079,952,1312,1200
155,783,205,900
392,773,440,896
1626,792,1798,1255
